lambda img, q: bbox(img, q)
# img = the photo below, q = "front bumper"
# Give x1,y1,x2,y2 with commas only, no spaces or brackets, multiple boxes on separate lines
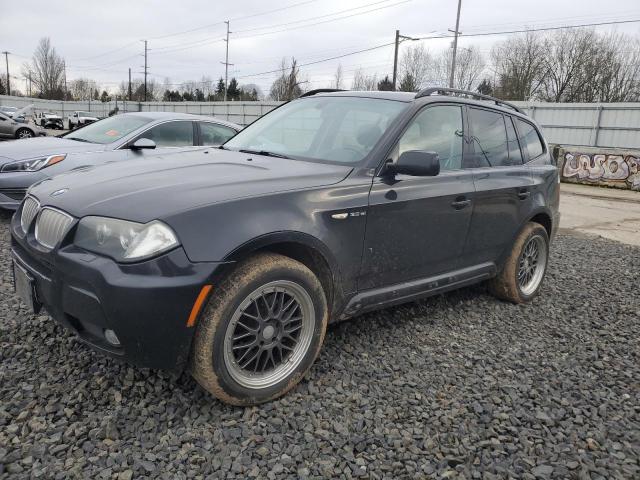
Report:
0,171,47,210
11,211,225,370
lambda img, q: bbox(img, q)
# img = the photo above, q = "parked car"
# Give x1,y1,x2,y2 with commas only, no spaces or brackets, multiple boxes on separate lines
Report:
0,112,240,209
0,111,45,142
0,106,19,118
34,111,64,130
67,111,99,129
11,88,559,405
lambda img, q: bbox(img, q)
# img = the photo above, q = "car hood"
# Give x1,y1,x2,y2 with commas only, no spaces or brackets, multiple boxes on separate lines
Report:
0,137,106,163
28,149,353,222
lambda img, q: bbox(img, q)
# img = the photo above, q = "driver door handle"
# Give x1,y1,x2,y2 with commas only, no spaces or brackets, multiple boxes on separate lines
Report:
518,188,531,200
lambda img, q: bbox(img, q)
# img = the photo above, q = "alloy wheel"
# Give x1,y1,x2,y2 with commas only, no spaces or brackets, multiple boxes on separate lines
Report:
517,235,547,296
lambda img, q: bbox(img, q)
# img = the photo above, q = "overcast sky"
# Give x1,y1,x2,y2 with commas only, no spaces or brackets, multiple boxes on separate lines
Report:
2,0,640,95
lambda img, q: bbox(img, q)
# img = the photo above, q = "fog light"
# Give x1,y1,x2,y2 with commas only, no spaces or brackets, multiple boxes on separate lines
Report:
104,329,121,346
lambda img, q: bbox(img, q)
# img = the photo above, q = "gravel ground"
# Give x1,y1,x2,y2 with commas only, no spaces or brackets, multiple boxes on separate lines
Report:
0,211,638,479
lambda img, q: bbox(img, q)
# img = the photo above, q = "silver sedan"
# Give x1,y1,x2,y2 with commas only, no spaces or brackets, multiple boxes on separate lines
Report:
0,111,241,209
0,112,46,140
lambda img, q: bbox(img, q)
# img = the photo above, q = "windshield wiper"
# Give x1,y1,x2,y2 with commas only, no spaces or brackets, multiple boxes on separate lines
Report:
66,137,93,143
238,149,290,159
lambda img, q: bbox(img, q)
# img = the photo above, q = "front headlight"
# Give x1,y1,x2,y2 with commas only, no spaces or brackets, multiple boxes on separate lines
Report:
74,216,179,262
1,154,66,172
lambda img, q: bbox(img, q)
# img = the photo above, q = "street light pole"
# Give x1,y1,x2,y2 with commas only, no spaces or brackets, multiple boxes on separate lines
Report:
449,0,462,88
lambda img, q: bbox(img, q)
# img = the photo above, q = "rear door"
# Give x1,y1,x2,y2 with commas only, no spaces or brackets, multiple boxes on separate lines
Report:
463,107,533,265
359,103,476,290
197,122,238,146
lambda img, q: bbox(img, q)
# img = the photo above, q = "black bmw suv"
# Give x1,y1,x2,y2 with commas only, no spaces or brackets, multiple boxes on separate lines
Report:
11,88,559,405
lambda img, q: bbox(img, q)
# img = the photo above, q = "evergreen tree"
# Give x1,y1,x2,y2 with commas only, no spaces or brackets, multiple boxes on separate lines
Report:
377,75,394,91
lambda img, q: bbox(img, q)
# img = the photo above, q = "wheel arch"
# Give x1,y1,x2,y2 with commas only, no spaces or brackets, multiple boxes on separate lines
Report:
222,231,342,317
528,210,552,238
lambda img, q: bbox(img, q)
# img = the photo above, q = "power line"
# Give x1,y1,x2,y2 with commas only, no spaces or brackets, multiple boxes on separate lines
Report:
234,0,413,40
234,0,399,34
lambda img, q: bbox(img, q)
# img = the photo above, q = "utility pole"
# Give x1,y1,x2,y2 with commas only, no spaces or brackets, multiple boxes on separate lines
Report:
63,60,67,99
392,30,400,90
143,40,148,102
128,68,132,101
221,21,232,101
449,0,463,89
2,51,10,96
391,31,418,91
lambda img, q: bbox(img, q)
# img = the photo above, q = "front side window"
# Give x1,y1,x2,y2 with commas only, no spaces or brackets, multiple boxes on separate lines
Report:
394,105,464,171
137,121,194,147
224,97,407,165
64,115,153,144
515,118,544,160
200,122,237,145
468,108,509,167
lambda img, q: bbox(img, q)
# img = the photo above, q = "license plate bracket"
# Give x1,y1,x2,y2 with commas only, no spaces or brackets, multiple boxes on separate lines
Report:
13,261,41,314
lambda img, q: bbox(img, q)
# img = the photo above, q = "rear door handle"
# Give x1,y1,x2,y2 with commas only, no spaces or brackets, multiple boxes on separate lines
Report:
518,189,531,200
451,198,471,210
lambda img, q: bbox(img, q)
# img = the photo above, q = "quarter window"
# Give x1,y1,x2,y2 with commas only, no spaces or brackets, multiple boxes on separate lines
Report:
468,108,509,167
137,121,194,147
200,122,237,145
396,105,464,171
515,118,544,160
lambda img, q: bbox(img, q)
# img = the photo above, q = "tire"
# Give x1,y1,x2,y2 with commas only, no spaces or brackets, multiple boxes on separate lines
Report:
191,253,328,406
489,222,549,304
15,128,34,139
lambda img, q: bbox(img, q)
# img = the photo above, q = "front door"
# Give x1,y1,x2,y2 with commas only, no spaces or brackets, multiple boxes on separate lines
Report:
359,104,475,290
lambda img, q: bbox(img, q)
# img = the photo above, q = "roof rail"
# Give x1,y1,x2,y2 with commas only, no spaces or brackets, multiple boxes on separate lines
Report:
299,88,345,97
415,87,523,114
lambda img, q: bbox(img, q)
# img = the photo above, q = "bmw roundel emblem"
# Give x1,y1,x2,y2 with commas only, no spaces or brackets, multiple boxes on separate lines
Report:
51,188,69,197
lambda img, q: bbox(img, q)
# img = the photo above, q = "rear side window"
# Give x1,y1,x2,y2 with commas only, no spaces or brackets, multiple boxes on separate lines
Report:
505,116,523,165
468,108,509,167
200,122,237,145
137,121,194,147
515,118,544,160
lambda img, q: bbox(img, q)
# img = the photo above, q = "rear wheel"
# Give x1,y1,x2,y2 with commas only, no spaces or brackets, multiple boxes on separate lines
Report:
16,128,34,139
191,253,328,405
489,222,549,303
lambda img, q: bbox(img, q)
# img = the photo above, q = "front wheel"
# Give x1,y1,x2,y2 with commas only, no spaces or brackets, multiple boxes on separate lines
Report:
191,253,328,405
489,222,549,303
16,128,34,139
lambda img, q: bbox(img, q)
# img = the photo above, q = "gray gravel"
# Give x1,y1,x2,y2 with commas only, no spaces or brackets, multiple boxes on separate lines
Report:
1,210,639,479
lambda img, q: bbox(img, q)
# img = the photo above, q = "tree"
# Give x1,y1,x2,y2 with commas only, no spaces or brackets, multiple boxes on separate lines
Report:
215,77,225,98
100,90,111,103
491,31,546,100
26,38,66,99
0,75,6,95
227,78,240,100
269,58,304,100
333,64,344,89
476,78,493,96
435,46,485,90
398,44,431,91
69,78,98,101
352,69,378,91
377,75,394,91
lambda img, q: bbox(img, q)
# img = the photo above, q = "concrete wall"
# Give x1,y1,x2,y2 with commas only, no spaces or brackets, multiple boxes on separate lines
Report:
557,146,640,191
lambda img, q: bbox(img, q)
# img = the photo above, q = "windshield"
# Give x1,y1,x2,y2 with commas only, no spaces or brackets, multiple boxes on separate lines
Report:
65,115,153,144
224,96,407,164
1,107,17,113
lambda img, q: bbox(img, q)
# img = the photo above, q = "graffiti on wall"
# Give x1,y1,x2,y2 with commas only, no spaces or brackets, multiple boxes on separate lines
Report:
563,152,640,190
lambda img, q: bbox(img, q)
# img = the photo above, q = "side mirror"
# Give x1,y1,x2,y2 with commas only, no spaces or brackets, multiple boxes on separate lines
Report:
386,150,440,177
130,138,156,150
